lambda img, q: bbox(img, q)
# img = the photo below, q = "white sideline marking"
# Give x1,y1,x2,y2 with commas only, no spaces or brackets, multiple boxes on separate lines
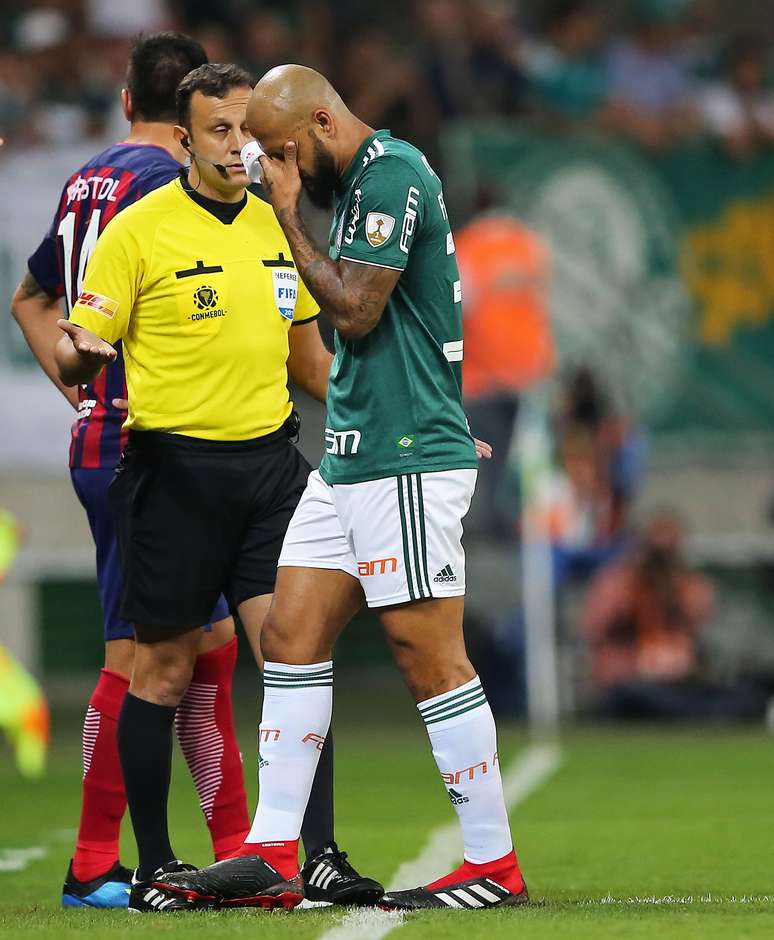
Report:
0,847,47,872
317,907,405,940
316,742,562,940
583,894,774,907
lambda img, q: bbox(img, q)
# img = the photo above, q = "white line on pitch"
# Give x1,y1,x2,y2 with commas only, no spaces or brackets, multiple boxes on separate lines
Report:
581,893,774,907
0,847,47,872
316,742,562,940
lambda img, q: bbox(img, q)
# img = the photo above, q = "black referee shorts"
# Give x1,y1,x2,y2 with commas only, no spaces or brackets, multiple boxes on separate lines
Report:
109,424,311,631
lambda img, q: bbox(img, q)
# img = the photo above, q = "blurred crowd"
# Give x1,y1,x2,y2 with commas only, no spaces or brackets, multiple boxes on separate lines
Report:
2,0,774,161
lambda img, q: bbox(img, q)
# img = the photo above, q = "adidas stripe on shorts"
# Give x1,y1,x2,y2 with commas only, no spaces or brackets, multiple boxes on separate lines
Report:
278,468,477,608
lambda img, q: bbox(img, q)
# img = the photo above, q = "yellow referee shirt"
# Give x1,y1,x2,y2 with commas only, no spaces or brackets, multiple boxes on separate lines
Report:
69,178,319,440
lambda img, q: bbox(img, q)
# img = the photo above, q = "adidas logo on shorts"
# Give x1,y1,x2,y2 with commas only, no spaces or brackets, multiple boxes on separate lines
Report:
434,564,457,583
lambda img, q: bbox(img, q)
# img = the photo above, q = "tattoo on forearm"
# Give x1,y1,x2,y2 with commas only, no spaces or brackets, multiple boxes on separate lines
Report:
278,211,395,338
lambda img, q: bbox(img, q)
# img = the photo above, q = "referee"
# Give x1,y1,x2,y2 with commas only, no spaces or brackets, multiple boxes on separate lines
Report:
54,63,379,910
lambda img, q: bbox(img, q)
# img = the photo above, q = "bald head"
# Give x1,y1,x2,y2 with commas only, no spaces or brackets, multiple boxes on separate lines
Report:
246,63,372,209
247,64,343,136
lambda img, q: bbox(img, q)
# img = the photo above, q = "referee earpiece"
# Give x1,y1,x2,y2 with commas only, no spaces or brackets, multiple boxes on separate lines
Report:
181,135,191,151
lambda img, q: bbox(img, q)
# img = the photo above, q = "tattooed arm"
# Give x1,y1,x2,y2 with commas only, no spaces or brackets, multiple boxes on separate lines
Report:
280,210,399,340
11,271,79,408
259,141,400,340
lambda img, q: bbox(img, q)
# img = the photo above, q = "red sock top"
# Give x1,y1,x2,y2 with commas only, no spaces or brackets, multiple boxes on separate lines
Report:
235,839,299,880
427,849,524,894
89,669,129,722
191,636,237,684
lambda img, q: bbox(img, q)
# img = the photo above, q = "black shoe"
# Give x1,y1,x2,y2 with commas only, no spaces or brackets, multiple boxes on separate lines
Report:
380,876,529,911
128,860,199,912
61,859,133,908
145,855,305,911
301,842,384,906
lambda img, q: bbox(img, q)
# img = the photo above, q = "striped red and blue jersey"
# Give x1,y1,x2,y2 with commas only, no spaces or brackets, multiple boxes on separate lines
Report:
27,142,180,469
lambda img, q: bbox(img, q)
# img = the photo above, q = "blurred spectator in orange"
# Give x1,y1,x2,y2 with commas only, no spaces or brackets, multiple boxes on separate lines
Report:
576,510,772,721
581,511,711,689
699,38,774,157
521,0,609,124
603,0,698,149
456,213,554,537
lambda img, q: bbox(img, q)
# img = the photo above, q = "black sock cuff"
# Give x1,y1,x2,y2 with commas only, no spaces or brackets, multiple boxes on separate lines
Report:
121,691,177,725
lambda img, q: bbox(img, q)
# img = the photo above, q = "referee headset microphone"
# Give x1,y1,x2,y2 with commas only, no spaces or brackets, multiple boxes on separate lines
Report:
180,134,229,180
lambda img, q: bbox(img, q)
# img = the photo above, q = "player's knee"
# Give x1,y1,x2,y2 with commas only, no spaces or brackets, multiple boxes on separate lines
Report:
131,646,196,706
391,639,475,702
104,638,134,679
261,608,329,665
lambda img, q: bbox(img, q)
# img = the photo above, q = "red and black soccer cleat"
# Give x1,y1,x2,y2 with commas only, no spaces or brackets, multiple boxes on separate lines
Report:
135,855,304,912
380,850,528,911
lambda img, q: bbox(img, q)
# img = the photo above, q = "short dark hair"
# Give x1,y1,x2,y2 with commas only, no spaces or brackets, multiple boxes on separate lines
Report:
176,63,255,131
127,32,208,123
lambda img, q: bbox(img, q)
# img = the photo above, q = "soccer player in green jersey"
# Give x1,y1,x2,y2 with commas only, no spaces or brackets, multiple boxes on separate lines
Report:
151,64,526,912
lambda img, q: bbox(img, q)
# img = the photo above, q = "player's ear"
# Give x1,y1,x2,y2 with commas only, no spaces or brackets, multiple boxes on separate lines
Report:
314,108,334,138
121,89,132,123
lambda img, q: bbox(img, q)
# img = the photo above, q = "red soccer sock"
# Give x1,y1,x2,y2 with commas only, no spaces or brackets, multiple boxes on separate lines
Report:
234,838,300,880
72,669,129,883
175,637,250,861
427,849,525,894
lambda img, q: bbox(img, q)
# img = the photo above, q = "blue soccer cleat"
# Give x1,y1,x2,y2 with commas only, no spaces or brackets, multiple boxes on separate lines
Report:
62,859,133,908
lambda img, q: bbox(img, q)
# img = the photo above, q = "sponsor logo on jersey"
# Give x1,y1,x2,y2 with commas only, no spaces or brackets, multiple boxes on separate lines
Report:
258,728,281,742
358,557,398,577
365,212,396,248
325,427,361,456
400,186,420,253
77,290,119,319
344,188,362,246
272,268,298,320
188,284,227,321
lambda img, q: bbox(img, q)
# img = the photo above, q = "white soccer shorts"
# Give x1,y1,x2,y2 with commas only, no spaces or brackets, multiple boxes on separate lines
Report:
278,468,477,608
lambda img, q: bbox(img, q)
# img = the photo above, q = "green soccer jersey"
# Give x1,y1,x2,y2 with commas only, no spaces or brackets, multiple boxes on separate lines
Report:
318,129,477,485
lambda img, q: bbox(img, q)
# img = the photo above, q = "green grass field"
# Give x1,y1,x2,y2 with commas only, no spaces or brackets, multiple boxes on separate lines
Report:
3,673,774,939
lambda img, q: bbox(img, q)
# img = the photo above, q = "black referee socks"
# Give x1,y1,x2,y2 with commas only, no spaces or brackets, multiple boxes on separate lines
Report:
302,726,335,860
117,692,177,880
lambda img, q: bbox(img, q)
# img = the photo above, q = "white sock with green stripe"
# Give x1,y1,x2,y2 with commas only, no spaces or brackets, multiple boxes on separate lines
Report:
418,675,513,864
245,661,333,846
